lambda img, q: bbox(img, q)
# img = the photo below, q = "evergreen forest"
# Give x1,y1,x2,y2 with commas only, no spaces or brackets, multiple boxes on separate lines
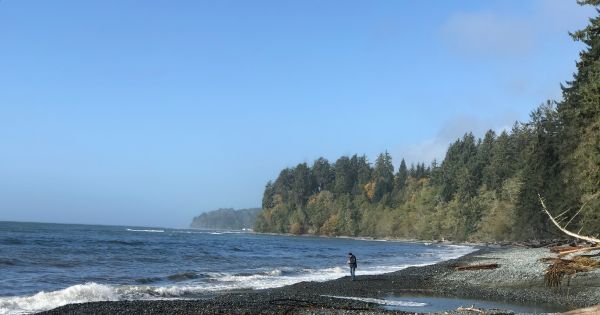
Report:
255,0,600,241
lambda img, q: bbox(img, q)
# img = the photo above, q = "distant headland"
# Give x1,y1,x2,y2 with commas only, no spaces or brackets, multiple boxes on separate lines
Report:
190,208,261,230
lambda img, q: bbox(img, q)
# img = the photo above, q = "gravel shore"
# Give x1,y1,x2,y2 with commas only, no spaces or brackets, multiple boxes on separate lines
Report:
38,246,600,315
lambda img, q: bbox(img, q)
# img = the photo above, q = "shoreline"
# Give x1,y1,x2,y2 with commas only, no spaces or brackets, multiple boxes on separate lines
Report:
250,230,484,248
38,245,600,315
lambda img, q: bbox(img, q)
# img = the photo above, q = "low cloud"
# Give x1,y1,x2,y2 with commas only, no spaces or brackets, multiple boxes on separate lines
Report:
441,2,596,59
394,113,518,165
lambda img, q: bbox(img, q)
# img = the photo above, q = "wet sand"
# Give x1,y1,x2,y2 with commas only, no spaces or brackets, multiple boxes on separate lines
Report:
38,246,600,314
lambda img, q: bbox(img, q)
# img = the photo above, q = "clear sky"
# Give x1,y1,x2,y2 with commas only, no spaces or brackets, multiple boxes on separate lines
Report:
0,1,596,228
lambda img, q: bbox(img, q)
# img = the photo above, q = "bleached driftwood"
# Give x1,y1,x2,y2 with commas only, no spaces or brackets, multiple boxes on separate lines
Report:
557,247,595,257
560,304,600,315
550,245,584,253
538,194,600,245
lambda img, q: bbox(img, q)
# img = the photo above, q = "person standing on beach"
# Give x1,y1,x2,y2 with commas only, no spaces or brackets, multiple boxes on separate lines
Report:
347,252,357,281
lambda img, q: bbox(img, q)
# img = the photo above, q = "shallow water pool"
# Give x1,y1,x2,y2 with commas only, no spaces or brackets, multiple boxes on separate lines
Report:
382,295,567,314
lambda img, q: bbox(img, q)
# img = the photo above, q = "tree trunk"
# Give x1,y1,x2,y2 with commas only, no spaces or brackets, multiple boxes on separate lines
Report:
538,194,600,245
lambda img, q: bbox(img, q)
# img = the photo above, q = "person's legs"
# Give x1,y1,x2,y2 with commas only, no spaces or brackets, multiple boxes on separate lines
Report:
350,267,355,280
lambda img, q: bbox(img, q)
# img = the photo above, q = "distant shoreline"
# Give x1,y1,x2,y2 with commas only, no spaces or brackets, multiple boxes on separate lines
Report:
250,230,496,249
38,246,600,314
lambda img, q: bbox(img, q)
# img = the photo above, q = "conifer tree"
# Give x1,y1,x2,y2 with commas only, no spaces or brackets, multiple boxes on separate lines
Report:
395,158,408,192
372,152,394,202
558,0,600,234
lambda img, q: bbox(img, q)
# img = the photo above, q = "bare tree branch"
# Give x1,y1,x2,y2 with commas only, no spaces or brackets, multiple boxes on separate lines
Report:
538,194,600,245
563,207,583,229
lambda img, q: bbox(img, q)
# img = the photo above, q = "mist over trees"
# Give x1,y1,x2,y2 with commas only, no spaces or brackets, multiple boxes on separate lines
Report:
255,1,600,241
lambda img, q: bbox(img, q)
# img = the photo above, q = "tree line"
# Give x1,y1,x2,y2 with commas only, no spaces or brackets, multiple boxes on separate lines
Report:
255,0,600,241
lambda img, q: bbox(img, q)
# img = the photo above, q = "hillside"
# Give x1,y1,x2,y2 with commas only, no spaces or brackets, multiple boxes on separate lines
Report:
255,1,600,241
191,208,261,230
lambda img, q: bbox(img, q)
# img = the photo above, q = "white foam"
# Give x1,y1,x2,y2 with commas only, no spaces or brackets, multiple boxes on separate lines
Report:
266,269,282,276
437,245,477,260
323,295,427,307
126,228,164,233
211,266,348,290
0,283,118,315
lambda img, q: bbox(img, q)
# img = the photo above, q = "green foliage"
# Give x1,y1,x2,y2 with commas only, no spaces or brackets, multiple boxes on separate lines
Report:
333,156,355,195
513,102,563,240
255,5,600,241
394,159,408,192
558,3,600,236
372,152,394,203
312,157,334,193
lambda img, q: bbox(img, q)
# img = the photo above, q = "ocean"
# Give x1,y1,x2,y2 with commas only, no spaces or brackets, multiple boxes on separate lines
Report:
0,221,475,314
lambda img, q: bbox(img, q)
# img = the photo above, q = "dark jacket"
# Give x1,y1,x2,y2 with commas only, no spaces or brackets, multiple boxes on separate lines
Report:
348,254,357,268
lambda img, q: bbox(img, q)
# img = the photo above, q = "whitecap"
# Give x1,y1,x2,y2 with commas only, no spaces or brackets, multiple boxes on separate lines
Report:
125,228,164,233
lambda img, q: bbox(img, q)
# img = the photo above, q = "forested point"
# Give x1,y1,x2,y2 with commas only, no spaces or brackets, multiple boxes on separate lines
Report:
191,208,261,230
255,1,600,242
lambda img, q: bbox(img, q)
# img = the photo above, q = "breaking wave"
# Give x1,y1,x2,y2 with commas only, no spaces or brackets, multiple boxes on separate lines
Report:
0,283,118,315
0,264,377,314
1,220,477,315
0,244,475,314
0,279,434,315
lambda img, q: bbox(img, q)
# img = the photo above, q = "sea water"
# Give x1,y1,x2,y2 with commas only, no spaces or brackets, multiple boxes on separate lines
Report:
0,221,475,314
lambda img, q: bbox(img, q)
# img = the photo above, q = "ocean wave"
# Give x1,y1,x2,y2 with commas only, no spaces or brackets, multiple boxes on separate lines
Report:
105,240,146,246
125,228,164,233
1,238,24,245
172,230,247,235
0,244,476,314
135,277,163,284
171,231,205,234
433,245,476,260
45,260,82,268
208,231,246,235
0,258,19,266
166,272,201,281
0,283,118,315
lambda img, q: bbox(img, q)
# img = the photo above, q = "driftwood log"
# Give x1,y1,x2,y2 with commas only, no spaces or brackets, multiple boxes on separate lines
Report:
550,245,585,253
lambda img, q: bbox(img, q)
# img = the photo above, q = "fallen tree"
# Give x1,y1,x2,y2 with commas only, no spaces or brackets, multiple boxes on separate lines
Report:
538,194,600,245
538,195,600,287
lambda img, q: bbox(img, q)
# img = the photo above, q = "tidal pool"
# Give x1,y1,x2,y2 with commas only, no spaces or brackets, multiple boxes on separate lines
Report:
382,295,568,314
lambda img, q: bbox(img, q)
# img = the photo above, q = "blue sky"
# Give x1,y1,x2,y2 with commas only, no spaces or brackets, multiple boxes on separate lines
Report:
0,1,596,227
